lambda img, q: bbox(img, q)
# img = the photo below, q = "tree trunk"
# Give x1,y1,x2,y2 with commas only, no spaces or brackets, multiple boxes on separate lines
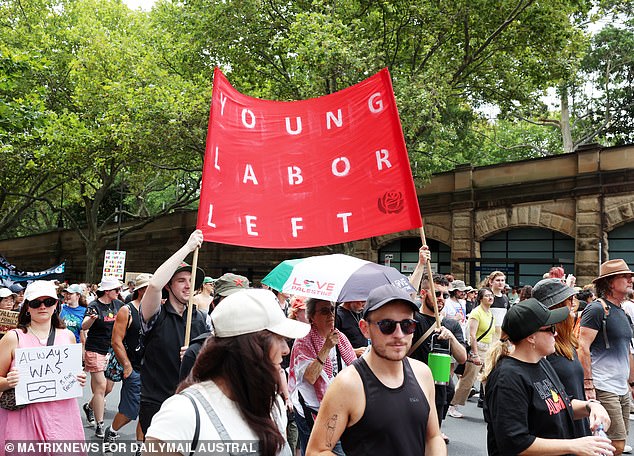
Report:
84,238,101,283
560,85,574,153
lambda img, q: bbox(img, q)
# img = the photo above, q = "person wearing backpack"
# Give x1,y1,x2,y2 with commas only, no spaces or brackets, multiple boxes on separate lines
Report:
102,273,152,446
578,259,634,455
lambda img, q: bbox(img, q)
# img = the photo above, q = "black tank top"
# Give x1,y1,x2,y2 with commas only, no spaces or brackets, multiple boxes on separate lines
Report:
123,304,142,371
341,357,430,455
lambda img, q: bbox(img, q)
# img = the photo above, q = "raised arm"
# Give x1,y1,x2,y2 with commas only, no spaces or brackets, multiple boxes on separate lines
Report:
409,246,430,293
141,230,203,322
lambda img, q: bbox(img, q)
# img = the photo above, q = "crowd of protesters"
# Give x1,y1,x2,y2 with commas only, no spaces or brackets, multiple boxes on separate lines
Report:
1,231,634,456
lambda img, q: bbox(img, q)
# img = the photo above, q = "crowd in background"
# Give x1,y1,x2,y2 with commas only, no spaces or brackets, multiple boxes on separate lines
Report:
1,237,633,456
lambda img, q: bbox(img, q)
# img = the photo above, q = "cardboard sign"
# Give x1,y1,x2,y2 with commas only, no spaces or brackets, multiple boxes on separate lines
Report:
103,250,126,280
14,343,82,405
0,309,18,334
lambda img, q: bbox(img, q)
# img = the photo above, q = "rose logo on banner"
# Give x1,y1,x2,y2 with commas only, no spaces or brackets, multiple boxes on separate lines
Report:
196,68,422,248
378,191,405,214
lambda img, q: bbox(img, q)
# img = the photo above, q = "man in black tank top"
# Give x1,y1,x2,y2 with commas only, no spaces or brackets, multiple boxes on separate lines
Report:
306,284,447,456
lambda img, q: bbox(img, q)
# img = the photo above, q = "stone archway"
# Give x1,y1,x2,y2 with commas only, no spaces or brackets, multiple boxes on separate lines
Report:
475,201,576,242
605,195,634,233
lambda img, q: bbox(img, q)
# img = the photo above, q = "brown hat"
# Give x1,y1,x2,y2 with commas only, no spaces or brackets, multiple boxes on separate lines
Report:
593,259,633,283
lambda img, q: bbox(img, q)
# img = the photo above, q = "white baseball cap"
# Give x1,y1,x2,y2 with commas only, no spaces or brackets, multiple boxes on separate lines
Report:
0,288,16,298
24,281,58,301
211,289,310,339
98,276,123,291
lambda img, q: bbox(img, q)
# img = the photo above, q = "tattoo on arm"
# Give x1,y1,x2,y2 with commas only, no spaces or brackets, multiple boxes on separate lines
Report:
326,414,338,448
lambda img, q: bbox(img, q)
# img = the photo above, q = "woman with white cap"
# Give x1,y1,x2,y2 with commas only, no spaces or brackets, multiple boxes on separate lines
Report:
0,280,86,444
146,288,310,456
81,276,124,438
483,298,614,456
533,278,590,438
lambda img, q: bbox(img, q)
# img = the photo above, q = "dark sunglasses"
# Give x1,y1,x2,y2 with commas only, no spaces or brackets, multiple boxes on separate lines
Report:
370,319,417,335
316,306,335,316
28,298,58,309
434,291,450,299
538,325,556,334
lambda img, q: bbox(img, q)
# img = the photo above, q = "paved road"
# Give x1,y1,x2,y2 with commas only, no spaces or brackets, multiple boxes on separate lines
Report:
79,380,634,455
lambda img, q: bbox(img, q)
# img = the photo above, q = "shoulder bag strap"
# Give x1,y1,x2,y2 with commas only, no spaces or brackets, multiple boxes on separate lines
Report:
407,324,436,357
179,390,200,456
46,324,56,346
476,314,495,343
185,387,242,449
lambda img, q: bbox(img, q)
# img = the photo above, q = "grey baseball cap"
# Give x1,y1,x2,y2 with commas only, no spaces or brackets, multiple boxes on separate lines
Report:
362,284,419,319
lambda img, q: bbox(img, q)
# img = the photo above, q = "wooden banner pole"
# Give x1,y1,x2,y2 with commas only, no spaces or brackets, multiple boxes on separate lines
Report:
419,226,441,328
184,247,200,346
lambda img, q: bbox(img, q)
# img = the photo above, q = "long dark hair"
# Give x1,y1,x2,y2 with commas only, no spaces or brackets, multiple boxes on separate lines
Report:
178,330,284,456
17,299,66,333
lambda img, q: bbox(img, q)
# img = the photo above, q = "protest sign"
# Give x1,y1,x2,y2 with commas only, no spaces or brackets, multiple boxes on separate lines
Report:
103,250,126,280
197,68,422,248
0,309,18,334
14,343,82,405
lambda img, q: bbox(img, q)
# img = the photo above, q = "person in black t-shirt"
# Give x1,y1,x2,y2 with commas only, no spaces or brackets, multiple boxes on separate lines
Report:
410,273,467,444
81,276,124,438
335,300,367,357
483,298,613,456
137,230,209,436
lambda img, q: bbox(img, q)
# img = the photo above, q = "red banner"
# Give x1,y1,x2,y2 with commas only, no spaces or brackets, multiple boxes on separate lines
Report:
196,68,422,248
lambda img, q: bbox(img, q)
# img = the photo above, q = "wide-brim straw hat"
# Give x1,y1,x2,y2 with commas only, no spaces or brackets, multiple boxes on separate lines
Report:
592,259,633,283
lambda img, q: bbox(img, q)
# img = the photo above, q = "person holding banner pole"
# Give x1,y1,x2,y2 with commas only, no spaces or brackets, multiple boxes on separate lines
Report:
137,230,208,436
0,280,86,447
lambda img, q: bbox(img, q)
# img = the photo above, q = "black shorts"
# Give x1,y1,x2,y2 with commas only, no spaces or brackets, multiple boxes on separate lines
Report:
138,401,162,436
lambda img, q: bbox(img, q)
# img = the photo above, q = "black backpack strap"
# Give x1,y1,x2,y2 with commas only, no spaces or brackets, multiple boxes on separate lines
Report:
179,390,201,456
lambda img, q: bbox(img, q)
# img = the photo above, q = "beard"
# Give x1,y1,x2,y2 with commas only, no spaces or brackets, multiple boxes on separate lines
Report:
370,340,411,362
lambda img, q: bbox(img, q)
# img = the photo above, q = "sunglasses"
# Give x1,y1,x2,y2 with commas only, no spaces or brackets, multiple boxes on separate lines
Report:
369,319,417,335
28,298,58,309
538,325,556,334
316,306,335,316
434,291,450,299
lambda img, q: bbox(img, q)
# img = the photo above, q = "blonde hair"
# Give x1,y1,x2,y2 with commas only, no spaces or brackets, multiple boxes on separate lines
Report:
480,333,512,383
479,270,505,289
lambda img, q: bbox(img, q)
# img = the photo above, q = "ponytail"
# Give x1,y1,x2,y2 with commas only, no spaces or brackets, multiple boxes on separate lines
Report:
480,335,512,382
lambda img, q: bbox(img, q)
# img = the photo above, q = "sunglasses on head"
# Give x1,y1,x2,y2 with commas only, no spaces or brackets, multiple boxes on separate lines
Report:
538,325,556,334
316,306,335,316
369,318,417,335
28,298,58,309
434,291,450,299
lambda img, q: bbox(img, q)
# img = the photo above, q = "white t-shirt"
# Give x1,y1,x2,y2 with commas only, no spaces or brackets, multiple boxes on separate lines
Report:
146,380,289,455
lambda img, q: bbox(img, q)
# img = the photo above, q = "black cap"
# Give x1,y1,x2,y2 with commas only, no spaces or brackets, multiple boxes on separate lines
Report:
502,298,570,342
362,284,418,319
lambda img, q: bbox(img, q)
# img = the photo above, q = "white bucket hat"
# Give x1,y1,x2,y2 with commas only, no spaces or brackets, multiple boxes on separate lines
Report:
211,289,310,339
98,276,123,291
